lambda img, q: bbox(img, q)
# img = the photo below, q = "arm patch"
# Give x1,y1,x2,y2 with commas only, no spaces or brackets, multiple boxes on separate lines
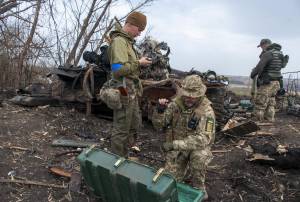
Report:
111,63,123,72
205,117,214,133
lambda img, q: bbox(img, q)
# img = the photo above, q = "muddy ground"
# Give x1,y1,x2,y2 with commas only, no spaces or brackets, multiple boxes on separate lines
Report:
0,92,300,202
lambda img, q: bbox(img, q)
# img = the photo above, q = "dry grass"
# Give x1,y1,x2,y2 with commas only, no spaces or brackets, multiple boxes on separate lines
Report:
228,84,251,97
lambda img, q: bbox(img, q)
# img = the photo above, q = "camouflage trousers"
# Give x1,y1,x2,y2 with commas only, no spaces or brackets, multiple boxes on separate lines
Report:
164,148,212,189
253,81,280,122
111,95,141,157
275,96,284,112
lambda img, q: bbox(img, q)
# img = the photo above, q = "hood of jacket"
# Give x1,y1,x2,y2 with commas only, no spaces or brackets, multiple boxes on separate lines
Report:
109,29,135,44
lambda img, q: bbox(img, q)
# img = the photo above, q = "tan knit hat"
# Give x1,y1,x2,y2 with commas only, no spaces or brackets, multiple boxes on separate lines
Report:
126,11,147,31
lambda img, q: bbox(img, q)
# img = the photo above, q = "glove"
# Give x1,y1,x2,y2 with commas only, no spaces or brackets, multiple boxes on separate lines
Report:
162,142,173,152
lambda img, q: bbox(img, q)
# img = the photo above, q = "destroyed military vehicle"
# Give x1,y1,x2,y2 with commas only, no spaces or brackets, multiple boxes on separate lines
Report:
10,38,230,131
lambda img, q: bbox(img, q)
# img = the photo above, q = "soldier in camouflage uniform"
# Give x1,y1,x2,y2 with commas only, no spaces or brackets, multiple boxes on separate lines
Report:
251,39,288,122
108,11,152,157
158,75,215,200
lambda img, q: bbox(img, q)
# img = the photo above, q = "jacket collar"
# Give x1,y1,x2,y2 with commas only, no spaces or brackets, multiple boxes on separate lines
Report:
109,29,135,44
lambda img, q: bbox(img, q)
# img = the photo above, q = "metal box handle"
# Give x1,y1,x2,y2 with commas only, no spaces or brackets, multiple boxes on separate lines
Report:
152,168,165,183
84,144,96,156
114,157,126,168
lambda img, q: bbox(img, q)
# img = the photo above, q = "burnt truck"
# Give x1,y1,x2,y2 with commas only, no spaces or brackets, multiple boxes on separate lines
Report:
11,38,230,131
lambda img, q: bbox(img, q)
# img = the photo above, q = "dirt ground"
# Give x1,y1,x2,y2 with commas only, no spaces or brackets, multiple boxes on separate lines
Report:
0,92,300,202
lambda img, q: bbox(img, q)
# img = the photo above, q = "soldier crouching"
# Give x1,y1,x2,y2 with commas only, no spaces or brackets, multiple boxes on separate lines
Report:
157,75,215,200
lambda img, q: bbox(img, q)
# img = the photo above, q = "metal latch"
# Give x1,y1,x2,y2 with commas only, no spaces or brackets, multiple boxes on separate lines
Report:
84,144,96,156
152,168,165,183
114,157,126,168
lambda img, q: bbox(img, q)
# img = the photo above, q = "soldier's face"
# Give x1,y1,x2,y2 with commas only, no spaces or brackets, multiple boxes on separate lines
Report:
261,43,269,51
182,96,199,108
133,26,142,37
128,24,142,38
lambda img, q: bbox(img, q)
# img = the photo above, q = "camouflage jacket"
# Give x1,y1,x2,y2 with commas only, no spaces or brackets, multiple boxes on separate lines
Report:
163,96,215,151
108,29,142,95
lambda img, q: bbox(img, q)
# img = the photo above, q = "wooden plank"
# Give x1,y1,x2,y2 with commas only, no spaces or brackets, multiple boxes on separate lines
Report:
0,178,67,189
52,139,99,148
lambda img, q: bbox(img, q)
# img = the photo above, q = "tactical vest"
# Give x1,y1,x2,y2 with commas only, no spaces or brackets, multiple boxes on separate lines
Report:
262,49,283,79
167,107,194,142
165,97,215,146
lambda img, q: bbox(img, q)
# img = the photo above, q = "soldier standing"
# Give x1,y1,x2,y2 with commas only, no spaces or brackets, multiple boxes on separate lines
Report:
251,39,288,122
108,11,152,157
158,75,215,200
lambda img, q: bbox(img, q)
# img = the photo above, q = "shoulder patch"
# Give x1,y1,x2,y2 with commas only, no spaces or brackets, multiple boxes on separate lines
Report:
205,117,214,133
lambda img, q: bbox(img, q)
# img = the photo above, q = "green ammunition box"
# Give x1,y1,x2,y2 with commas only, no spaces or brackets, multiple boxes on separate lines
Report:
78,148,178,202
177,182,204,202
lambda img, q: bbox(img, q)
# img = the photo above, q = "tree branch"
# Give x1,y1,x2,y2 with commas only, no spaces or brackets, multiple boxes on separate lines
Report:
74,0,112,65
0,0,19,15
17,0,42,87
65,0,97,65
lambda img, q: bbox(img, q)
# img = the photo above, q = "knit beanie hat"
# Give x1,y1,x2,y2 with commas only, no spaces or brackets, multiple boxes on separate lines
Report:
126,11,147,31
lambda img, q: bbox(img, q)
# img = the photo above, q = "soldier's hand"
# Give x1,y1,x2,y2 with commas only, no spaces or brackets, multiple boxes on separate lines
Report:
158,98,169,105
139,57,152,67
157,98,169,113
162,142,173,152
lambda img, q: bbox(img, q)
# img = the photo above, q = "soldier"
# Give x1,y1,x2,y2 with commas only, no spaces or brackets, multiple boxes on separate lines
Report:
108,11,152,157
251,39,288,122
158,75,215,200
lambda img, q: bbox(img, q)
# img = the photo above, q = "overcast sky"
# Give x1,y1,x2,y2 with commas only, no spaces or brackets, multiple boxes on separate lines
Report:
114,0,300,76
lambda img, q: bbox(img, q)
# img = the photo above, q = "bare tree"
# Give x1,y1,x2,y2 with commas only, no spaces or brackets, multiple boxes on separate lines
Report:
74,0,112,66
0,0,19,15
0,0,38,20
65,0,97,64
17,0,41,86
0,0,155,89
95,17,114,53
